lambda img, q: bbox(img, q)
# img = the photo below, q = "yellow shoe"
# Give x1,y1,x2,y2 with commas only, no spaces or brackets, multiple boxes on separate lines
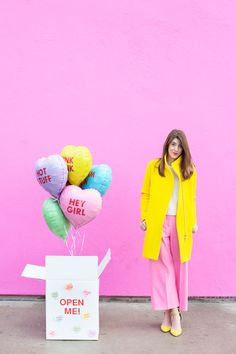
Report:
170,328,182,337
170,308,182,337
160,310,171,332
160,325,171,333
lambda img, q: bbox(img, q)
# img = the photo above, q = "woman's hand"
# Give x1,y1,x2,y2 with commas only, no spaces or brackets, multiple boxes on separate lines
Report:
140,220,147,231
192,224,198,233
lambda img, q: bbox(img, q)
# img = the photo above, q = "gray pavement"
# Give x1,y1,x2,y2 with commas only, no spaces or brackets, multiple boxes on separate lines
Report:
0,298,236,354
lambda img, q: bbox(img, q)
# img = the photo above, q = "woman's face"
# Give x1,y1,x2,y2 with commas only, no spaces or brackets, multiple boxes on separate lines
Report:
167,138,183,162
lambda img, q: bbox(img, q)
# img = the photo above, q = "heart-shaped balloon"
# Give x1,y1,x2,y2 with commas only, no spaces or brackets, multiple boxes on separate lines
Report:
59,185,102,229
35,155,68,198
61,145,92,185
80,164,112,196
42,198,70,240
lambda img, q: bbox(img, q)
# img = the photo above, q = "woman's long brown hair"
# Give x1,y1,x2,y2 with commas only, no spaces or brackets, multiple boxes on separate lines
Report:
156,129,194,180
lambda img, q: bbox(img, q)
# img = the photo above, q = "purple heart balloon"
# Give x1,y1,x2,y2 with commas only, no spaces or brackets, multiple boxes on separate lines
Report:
35,155,68,198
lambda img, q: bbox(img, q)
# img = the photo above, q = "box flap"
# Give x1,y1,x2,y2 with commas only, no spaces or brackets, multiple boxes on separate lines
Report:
21,264,46,280
98,248,111,278
46,256,98,280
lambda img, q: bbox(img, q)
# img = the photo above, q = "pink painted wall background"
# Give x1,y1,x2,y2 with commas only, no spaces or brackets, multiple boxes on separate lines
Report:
1,1,236,296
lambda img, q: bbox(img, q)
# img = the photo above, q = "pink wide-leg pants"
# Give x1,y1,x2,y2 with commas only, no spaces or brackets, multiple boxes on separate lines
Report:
149,215,188,311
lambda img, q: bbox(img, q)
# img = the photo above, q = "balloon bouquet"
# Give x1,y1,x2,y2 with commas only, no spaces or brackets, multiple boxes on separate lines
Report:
35,145,112,255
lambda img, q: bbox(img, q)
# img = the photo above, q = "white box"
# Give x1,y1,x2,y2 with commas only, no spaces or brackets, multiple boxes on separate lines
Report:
22,249,111,340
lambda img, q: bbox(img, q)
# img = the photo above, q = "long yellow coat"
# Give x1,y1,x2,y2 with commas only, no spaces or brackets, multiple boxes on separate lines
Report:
140,154,197,263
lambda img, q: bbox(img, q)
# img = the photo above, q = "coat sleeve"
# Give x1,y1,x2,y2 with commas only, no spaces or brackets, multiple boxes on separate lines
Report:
191,167,197,228
140,161,152,221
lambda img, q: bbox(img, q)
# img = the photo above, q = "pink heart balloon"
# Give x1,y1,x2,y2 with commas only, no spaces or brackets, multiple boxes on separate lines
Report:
59,185,102,229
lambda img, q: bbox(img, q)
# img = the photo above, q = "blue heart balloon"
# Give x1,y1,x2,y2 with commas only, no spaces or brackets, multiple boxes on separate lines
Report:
35,155,68,198
80,164,112,196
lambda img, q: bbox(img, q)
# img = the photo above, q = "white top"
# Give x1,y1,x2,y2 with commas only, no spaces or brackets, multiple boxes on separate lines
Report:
166,164,179,215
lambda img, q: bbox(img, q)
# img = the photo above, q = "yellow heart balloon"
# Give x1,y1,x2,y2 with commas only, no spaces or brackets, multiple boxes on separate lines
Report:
61,145,92,185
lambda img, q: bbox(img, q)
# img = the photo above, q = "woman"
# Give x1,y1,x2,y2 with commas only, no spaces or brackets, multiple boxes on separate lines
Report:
140,129,197,337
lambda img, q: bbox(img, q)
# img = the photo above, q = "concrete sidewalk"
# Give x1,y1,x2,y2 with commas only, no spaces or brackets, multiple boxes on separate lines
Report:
0,299,235,354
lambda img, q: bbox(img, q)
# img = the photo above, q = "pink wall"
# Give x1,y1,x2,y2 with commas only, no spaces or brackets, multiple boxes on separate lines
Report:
1,1,236,296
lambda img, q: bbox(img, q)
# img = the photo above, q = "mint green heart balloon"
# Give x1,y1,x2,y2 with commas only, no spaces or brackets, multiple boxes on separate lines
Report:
42,198,70,240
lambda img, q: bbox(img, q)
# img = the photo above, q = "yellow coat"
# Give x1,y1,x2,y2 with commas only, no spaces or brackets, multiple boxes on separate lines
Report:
140,155,197,263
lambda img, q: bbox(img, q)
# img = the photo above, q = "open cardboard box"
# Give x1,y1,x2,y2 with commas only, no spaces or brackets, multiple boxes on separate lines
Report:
21,249,111,340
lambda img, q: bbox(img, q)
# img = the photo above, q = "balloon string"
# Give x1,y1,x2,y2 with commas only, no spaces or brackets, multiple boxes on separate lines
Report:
64,228,86,256
77,231,86,256
64,239,72,256
64,227,75,256
72,229,77,256
64,224,72,256
80,232,85,255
